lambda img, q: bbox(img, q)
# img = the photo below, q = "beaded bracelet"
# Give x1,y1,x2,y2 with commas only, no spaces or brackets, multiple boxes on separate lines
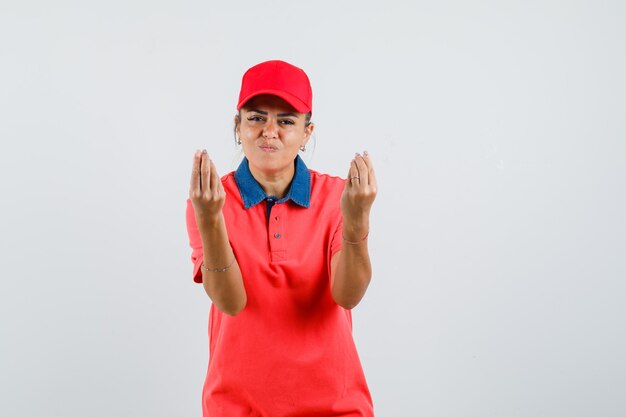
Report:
201,256,236,273
342,231,369,245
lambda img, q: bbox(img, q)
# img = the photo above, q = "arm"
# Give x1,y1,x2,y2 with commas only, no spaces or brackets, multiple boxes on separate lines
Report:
330,151,378,309
189,149,247,315
197,213,247,315
330,240,371,310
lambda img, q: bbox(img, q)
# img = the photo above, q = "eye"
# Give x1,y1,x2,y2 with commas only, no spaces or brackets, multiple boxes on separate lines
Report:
279,119,295,125
247,115,264,122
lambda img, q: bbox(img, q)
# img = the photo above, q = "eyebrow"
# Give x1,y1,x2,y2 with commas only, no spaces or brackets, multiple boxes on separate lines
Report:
248,109,298,118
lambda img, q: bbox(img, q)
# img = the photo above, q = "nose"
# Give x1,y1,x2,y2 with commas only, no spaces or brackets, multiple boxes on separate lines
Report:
262,119,279,139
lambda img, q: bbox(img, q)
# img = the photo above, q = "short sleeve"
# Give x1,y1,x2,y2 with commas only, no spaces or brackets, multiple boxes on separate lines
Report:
185,198,204,283
329,212,343,258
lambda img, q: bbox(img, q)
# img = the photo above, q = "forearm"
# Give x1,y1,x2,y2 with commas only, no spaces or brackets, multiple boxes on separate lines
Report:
197,213,247,315
331,225,372,309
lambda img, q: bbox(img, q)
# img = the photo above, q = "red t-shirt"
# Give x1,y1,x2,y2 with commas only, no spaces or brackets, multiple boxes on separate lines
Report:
186,158,374,416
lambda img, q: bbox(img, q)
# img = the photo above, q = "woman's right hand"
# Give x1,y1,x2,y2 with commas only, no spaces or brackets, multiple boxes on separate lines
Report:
189,149,226,222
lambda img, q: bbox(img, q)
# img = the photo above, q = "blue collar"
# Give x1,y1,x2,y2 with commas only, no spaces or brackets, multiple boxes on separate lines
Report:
234,155,311,209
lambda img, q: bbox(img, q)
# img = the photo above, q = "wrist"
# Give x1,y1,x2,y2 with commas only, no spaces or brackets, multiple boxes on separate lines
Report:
196,211,224,229
342,230,369,245
342,221,369,242
343,219,369,237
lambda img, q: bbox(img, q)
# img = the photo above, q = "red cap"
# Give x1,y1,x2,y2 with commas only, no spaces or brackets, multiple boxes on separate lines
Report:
237,60,313,114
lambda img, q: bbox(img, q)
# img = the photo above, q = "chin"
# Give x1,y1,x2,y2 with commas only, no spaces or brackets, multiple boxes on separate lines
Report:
250,157,292,175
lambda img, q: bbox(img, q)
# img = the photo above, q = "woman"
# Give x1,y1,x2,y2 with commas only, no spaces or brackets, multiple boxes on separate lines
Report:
186,60,378,416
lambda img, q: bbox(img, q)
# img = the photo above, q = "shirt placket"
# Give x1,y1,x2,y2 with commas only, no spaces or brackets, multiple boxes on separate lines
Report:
268,202,287,262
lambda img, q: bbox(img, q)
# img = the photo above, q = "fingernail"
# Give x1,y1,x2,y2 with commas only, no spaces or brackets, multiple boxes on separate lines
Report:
363,150,368,156
355,152,360,158
202,149,207,155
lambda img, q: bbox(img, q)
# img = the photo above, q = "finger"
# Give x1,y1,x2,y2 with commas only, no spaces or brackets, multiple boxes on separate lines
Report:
362,150,374,172
347,158,360,188
353,153,369,186
200,149,210,193
363,150,377,189
210,158,220,195
190,149,202,195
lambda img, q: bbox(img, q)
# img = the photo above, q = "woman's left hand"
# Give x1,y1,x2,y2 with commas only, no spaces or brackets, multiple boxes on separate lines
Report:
341,151,378,240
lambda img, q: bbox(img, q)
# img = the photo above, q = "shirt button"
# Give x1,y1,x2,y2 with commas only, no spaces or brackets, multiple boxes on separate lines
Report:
274,233,281,239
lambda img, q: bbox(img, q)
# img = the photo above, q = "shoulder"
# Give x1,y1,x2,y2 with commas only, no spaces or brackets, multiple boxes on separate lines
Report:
309,169,345,206
221,171,238,190
309,169,346,190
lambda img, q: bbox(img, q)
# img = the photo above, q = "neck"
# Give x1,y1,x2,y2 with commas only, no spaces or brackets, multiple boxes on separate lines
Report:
249,164,295,199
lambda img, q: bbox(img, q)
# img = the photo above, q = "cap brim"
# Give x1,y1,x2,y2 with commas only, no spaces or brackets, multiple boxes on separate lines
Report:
237,89,311,114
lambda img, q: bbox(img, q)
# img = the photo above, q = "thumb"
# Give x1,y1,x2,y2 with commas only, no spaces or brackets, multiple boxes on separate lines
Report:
344,164,352,190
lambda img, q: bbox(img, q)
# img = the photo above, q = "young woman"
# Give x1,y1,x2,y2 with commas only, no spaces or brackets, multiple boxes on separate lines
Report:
186,60,378,416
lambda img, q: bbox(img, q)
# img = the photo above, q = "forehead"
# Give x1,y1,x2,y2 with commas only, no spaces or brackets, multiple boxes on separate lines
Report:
241,95,299,114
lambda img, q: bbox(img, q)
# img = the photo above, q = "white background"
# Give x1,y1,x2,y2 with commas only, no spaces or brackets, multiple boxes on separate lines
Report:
1,0,625,416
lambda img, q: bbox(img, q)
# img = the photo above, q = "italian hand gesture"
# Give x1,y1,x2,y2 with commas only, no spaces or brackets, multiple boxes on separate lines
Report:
340,151,378,240
189,149,226,221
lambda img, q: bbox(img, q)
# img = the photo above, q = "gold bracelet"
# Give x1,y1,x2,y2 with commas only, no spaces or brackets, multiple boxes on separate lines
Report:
342,231,369,245
201,256,236,273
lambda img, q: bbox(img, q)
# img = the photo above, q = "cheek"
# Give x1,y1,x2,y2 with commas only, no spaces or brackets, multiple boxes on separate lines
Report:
239,126,257,140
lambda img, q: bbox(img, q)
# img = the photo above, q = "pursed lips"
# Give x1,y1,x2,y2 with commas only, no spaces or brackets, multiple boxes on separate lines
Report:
259,143,278,152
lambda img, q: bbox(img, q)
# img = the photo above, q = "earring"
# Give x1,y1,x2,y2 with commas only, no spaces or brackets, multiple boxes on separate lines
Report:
299,145,306,152
236,137,242,145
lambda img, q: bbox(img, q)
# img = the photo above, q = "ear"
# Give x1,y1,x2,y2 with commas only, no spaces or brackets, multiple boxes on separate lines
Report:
302,122,314,146
234,114,241,136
